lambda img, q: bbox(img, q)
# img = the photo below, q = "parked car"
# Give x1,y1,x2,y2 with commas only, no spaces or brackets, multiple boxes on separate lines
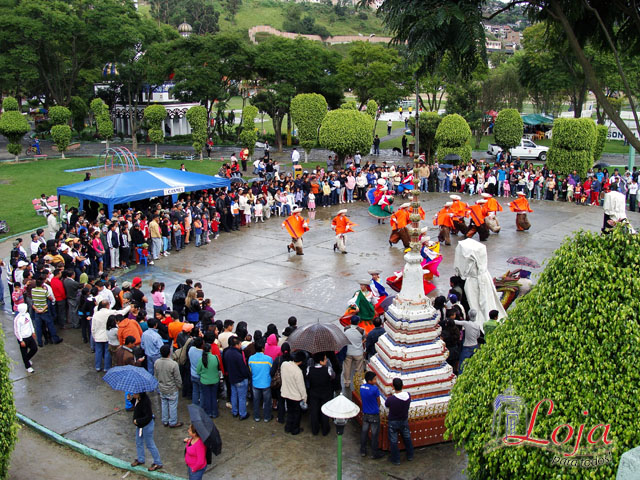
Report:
487,138,549,161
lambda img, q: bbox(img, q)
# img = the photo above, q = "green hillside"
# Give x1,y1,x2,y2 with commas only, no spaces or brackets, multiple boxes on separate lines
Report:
217,0,387,36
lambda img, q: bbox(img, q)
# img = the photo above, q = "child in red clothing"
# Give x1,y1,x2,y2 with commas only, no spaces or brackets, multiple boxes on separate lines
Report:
210,212,220,239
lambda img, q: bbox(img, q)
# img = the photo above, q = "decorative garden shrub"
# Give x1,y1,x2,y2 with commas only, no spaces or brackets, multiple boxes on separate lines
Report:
435,113,472,163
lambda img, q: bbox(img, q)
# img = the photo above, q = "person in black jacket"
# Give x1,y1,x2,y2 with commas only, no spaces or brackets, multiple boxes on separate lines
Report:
223,337,250,420
130,392,164,471
270,342,291,423
306,352,335,436
365,318,385,360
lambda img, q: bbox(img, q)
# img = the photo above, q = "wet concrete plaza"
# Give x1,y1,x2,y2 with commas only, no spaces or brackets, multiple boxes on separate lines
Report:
3,193,628,479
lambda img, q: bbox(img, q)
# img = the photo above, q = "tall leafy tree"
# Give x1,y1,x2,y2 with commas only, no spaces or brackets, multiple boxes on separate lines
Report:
338,42,409,111
253,36,343,151
0,0,143,106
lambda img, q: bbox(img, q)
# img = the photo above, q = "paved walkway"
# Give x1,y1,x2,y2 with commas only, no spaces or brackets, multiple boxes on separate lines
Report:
3,195,636,478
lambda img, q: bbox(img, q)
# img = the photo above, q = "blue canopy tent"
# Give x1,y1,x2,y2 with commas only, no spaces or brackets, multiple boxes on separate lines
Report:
521,113,554,126
57,168,231,217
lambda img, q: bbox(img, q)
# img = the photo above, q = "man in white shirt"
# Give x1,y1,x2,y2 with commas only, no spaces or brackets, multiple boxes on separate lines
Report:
30,233,41,255
47,211,58,238
291,148,300,165
95,280,116,309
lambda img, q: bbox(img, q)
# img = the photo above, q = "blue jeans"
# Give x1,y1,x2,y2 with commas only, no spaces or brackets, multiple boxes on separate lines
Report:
174,235,182,250
201,382,219,417
135,419,162,466
420,178,428,192
94,342,111,371
160,391,179,425
346,188,354,202
162,237,170,252
459,345,478,374
195,232,201,247
388,419,414,464
147,354,160,376
33,310,60,345
231,378,248,417
191,377,202,407
281,204,291,216
188,466,206,480
151,238,162,259
252,386,272,421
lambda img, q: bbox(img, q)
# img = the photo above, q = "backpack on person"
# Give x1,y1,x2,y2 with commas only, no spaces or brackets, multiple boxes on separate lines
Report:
172,336,194,366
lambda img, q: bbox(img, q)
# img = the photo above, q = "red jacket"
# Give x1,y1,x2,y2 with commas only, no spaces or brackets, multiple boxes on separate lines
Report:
50,277,66,301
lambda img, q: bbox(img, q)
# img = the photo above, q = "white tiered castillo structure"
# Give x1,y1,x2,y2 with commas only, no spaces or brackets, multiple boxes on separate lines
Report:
354,188,456,449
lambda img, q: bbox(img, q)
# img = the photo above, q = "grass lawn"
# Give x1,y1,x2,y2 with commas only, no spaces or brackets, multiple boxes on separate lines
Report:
218,0,387,36
0,157,227,239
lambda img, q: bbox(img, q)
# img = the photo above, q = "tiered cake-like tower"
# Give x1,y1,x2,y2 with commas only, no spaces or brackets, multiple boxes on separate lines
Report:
355,188,455,448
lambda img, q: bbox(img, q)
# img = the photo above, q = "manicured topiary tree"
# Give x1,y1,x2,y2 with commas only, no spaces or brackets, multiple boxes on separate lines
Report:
365,99,378,120
68,96,88,133
0,96,29,161
48,106,72,158
290,93,328,162
0,329,17,479
143,104,167,158
493,108,523,153
186,105,208,161
340,100,357,110
239,104,259,158
409,111,441,163
435,113,472,164
547,118,596,177
446,226,640,480
319,108,373,166
90,99,114,151
593,125,608,162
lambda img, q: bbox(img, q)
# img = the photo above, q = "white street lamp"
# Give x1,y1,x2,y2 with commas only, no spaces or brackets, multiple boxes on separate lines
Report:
321,394,360,480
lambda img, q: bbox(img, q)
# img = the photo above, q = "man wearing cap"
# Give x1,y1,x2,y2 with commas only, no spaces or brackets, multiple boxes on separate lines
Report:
465,200,490,241
433,201,455,245
389,203,411,249
449,195,469,235
331,209,356,254
282,207,309,255
129,277,148,308
508,192,533,231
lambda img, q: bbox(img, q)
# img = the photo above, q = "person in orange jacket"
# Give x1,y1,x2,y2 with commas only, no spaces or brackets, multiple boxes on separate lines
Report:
433,201,455,245
449,195,469,235
331,209,356,254
283,207,309,255
508,191,533,231
466,199,489,241
481,193,502,233
389,203,411,248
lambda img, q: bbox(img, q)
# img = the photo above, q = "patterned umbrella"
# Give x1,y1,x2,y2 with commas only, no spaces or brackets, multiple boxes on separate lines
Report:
287,322,350,354
506,256,541,269
102,365,158,393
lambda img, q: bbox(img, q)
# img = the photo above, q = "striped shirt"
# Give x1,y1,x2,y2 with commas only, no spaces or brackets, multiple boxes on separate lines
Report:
31,286,49,312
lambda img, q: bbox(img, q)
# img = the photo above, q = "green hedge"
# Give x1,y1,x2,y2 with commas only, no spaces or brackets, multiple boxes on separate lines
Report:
551,118,596,151
319,108,373,164
49,106,72,126
0,110,29,158
51,124,72,155
2,97,19,112
409,111,441,162
494,108,523,152
0,329,17,479
437,144,472,164
593,125,608,162
186,105,208,159
445,226,640,480
290,93,328,154
547,148,592,177
435,114,471,147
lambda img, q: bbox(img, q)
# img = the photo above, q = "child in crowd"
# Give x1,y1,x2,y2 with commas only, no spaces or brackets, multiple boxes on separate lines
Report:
254,201,264,223
307,192,316,211
151,282,167,314
502,179,511,197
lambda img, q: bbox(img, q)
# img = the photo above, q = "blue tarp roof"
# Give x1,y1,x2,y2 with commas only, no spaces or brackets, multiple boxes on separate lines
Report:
521,113,554,126
58,168,230,216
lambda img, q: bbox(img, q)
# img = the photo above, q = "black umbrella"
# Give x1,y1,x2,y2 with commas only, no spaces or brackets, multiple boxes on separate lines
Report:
593,162,609,169
230,177,246,184
438,164,454,169
287,322,350,354
188,404,222,456
443,153,461,162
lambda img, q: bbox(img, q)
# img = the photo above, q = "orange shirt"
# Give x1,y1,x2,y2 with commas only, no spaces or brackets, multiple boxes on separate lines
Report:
467,204,486,227
391,209,410,230
434,207,454,228
168,321,185,348
510,197,533,213
117,318,143,346
451,200,468,218
486,197,503,213
282,213,309,239
331,215,356,235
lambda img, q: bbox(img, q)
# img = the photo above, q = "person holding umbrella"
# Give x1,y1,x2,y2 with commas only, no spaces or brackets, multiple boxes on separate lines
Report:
130,391,163,471
184,424,208,480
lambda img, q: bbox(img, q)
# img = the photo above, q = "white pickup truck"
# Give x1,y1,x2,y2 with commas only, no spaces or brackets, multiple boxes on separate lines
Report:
487,139,549,161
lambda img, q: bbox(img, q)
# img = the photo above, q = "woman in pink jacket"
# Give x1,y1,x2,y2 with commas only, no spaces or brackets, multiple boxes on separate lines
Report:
184,424,207,480
264,333,282,361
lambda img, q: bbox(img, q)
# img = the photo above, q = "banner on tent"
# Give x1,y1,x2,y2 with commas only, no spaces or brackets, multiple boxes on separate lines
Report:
164,186,185,195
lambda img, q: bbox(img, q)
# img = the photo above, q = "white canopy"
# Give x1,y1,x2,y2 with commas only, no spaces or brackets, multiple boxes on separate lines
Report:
454,238,507,328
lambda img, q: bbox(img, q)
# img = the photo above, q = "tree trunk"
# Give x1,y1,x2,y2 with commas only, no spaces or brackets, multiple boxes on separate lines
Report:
304,150,308,163
286,113,292,147
154,143,158,158
550,2,640,152
106,139,110,151
274,115,283,152
61,152,66,159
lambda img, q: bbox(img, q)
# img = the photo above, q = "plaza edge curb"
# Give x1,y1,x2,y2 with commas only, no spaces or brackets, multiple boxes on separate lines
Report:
16,413,185,480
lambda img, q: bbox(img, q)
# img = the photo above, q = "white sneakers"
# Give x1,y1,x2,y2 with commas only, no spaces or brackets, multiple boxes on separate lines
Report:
27,367,34,373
